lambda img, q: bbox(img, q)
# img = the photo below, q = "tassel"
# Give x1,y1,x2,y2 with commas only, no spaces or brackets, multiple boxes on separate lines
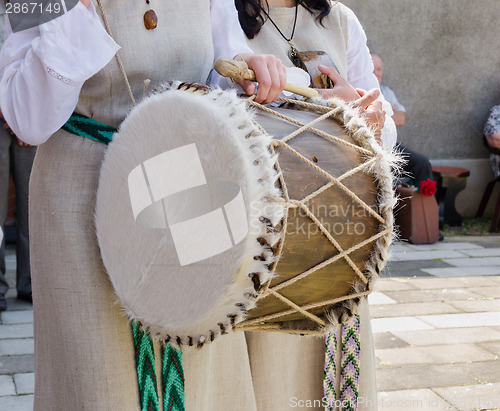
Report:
339,315,361,410
132,321,160,411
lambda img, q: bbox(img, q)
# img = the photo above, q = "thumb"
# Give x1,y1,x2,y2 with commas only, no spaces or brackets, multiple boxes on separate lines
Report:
236,79,256,96
318,64,341,81
353,88,380,109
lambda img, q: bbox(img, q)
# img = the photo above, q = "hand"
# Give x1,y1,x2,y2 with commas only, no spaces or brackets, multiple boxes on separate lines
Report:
1,111,32,147
488,133,500,149
234,53,287,104
352,88,386,139
16,137,33,147
315,65,361,102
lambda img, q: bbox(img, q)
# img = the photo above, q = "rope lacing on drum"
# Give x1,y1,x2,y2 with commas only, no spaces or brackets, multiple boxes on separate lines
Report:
235,97,393,331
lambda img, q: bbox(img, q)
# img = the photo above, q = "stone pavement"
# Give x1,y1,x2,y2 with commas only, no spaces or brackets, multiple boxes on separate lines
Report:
0,237,499,410
373,236,500,411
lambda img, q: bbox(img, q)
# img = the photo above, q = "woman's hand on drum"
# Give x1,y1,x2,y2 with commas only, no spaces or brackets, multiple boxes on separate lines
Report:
352,88,386,143
315,65,361,102
235,53,287,104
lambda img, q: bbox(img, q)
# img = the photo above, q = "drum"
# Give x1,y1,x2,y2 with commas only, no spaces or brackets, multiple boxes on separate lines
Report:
95,82,396,348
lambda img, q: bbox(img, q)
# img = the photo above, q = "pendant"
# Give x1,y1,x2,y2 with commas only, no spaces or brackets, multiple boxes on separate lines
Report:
288,44,306,71
144,9,158,30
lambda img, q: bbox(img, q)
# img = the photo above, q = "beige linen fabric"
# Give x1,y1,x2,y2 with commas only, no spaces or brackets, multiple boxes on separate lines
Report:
29,1,377,410
244,2,379,409
247,2,349,80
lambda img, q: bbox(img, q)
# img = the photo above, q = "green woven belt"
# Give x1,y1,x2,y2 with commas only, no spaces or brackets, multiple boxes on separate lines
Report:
62,113,117,144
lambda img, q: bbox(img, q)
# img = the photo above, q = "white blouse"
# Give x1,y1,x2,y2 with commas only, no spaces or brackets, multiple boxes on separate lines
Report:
0,1,396,147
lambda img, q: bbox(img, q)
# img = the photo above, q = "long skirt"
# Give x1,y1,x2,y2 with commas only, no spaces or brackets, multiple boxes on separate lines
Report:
29,132,378,410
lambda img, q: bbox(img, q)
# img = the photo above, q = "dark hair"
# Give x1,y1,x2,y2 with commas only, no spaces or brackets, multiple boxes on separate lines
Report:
235,0,332,39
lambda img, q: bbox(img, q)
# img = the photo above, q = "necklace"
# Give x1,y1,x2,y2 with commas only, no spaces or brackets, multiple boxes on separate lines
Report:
143,0,158,30
261,2,299,63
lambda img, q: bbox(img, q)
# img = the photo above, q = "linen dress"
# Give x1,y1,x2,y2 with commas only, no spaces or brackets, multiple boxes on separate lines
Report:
243,3,382,408
27,1,260,409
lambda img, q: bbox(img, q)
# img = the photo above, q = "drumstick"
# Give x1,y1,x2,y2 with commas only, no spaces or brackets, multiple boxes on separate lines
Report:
214,58,319,99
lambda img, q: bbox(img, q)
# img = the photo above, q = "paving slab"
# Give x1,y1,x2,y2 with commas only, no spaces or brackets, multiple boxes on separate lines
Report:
13,373,34,395
381,269,432,278
0,375,15,396
389,243,420,253
383,289,483,304
373,332,411,350
392,327,500,346
5,260,15,273
433,383,500,411
478,341,500,356
0,394,33,411
375,344,496,365
375,363,477,392
368,292,397,305
370,302,461,319
0,310,33,325
378,389,457,410
3,298,32,312
406,276,499,290
488,275,500,285
467,286,500,298
448,298,500,313
455,359,500,384
371,317,434,334
0,339,34,356
442,257,500,267
390,250,467,262
0,324,34,339
461,247,500,257
422,266,500,276
5,289,17,299
373,279,418,292
417,312,500,328
0,355,34,375
398,243,483,251
385,260,453,272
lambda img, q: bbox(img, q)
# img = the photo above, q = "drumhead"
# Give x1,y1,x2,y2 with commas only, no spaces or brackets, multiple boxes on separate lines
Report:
95,84,284,346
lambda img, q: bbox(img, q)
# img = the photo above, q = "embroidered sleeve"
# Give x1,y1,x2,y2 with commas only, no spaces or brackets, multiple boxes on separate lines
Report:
0,2,119,144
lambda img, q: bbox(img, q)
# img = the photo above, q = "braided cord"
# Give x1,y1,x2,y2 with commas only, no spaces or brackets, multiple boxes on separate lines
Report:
339,315,361,410
132,321,160,411
162,343,185,411
324,330,338,410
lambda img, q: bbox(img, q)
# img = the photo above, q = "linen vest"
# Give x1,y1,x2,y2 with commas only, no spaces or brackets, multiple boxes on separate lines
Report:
247,2,349,80
77,0,214,129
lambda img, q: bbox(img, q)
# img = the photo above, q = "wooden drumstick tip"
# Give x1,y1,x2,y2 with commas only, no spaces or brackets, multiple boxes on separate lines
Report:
214,58,256,82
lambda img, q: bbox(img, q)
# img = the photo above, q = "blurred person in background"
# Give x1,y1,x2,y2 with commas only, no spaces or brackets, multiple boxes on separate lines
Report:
0,3,36,311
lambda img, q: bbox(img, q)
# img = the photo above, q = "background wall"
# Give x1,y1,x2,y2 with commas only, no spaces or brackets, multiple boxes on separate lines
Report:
343,0,500,216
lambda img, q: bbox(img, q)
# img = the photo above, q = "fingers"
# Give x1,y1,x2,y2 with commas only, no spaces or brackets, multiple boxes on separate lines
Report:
318,64,342,81
16,137,31,147
364,102,386,132
352,88,380,110
237,53,286,104
238,79,256,97
352,88,386,133
315,66,360,102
